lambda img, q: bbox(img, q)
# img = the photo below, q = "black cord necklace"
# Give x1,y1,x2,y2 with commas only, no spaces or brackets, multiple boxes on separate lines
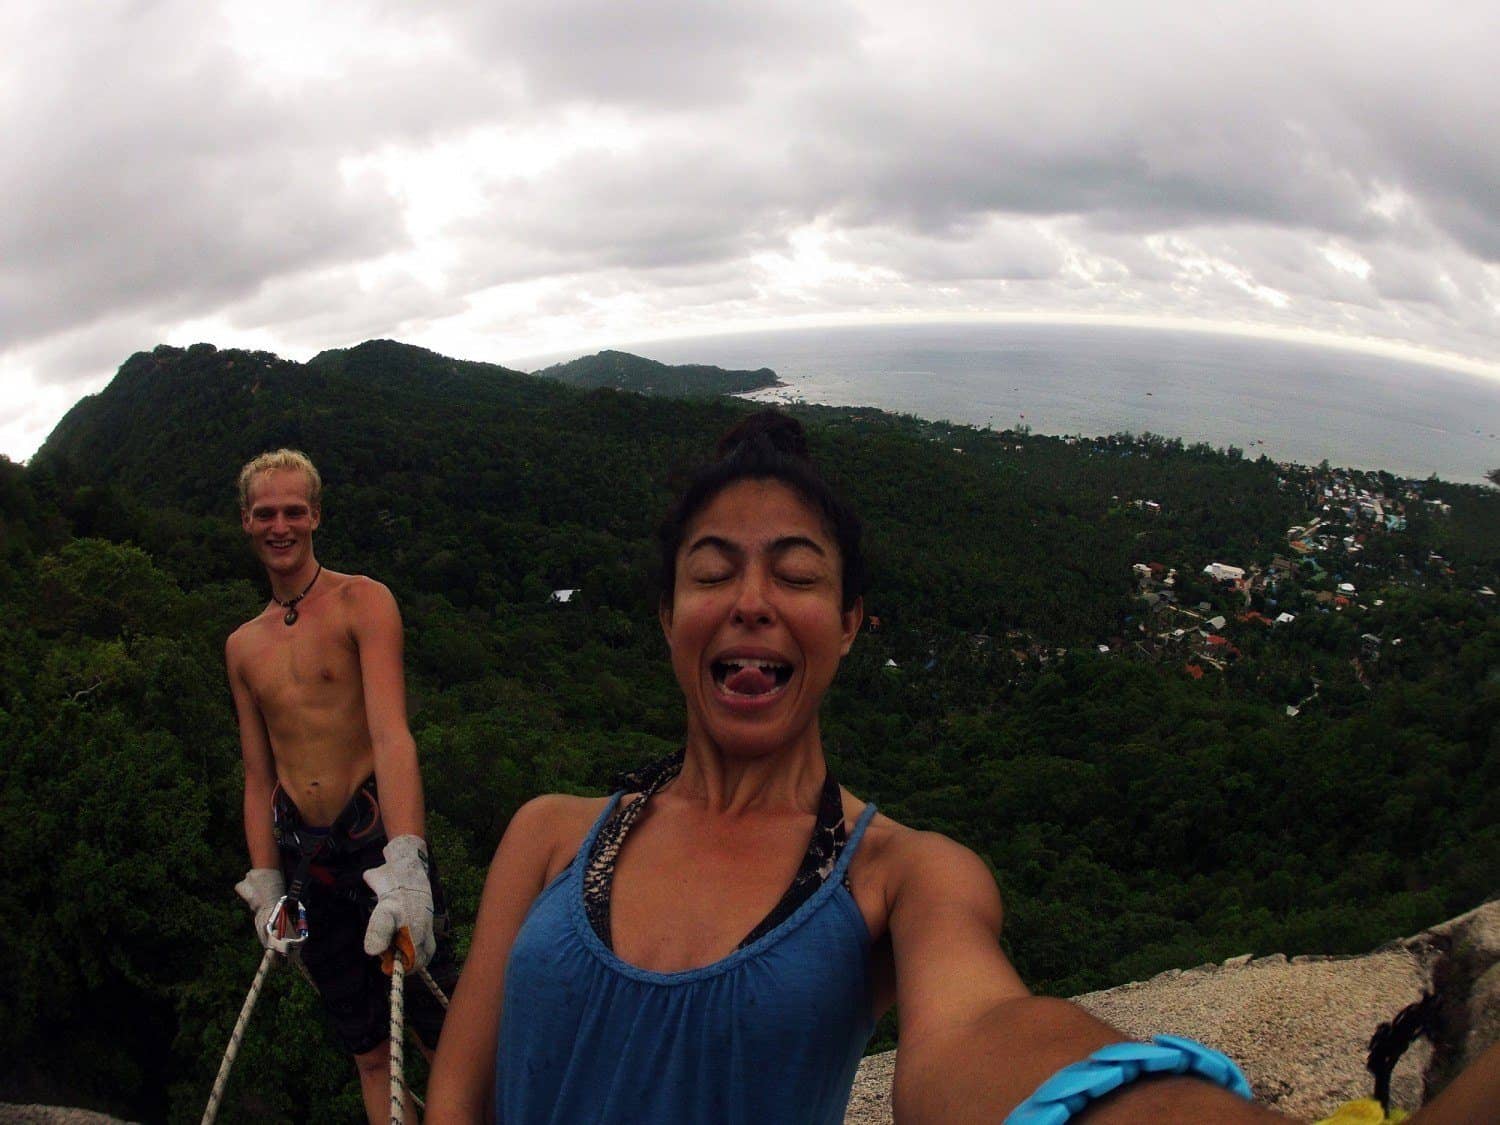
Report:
272,564,322,626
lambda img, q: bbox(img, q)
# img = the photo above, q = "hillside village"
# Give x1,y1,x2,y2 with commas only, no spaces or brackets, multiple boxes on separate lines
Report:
1120,462,1494,703
847,426,1497,716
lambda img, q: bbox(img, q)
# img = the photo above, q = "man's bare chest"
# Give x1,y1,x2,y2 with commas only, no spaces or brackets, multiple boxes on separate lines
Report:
242,617,361,713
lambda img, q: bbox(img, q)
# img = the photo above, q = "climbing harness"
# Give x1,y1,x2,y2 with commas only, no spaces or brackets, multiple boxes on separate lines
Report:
265,892,311,949
272,776,385,920
207,784,452,1121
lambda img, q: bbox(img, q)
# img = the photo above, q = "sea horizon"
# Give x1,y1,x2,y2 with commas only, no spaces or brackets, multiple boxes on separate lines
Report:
544,322,1500,486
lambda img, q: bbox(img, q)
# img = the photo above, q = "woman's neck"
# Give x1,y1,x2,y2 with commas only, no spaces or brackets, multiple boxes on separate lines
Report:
673,726,827,817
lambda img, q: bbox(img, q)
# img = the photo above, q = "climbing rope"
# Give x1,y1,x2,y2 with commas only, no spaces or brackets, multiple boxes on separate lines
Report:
389,954,407,1124
417,964,450,1009
202,940,449,1124
200,948,277,1125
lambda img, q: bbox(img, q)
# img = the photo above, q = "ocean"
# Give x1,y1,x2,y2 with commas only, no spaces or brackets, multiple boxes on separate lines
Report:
625,323,1500,485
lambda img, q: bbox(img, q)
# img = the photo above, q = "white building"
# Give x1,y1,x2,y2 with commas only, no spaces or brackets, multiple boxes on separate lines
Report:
1203,563,1246,583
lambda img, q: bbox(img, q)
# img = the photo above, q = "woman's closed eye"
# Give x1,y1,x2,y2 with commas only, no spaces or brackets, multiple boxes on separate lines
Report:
689,566,734,585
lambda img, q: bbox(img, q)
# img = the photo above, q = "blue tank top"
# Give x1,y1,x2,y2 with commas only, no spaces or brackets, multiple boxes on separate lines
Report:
497,794,880,1124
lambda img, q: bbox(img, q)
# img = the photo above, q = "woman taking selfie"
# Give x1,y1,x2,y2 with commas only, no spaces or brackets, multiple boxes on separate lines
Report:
427,411,1496,1124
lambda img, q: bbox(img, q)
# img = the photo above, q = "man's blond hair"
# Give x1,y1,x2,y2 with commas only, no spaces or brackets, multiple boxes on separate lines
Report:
238,449,323,511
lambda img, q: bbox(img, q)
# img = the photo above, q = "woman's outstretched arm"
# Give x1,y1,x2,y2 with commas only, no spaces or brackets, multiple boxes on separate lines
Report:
886,832,1288,1123
1407,1038,1500,1124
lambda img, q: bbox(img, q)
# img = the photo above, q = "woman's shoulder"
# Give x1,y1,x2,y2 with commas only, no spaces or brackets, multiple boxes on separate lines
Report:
511,791,615,829
842,796,999,902
500,792,618,881
510,792,615,840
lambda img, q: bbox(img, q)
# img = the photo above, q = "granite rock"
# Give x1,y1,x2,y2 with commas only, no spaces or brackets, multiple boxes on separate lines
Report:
845,901,1500,1123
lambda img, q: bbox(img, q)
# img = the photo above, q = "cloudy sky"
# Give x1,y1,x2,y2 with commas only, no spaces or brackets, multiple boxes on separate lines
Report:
5,0,1500,460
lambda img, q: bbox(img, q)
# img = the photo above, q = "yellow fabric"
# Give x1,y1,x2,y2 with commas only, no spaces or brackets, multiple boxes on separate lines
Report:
1314,1098,1410,1124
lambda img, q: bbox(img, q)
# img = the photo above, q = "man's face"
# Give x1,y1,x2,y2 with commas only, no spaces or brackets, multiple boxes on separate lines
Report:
241,469,320,575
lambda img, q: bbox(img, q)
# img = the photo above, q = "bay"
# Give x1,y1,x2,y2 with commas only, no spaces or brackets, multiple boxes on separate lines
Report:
628,323,1500,485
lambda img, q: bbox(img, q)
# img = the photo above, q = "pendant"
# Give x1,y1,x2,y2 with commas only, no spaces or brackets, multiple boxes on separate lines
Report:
273,563,319,628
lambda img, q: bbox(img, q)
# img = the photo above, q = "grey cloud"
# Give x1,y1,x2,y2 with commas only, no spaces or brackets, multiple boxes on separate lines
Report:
6,315,164,392
1,0,506,354
6,0,1500,461
446,0,861,108
840,222,1067,283
226,269,470,346
447,142,804,287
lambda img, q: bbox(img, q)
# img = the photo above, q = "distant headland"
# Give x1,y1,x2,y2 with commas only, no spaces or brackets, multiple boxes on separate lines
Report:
533,348,781,397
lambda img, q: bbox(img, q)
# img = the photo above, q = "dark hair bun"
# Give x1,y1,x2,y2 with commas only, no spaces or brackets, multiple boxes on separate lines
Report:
716,409,809,462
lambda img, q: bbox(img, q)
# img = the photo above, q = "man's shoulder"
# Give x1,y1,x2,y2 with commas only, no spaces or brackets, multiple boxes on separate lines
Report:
226,611,272,661
328,571,397,611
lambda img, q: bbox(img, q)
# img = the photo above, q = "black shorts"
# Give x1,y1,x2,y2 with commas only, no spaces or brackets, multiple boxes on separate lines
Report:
274,782,459,1056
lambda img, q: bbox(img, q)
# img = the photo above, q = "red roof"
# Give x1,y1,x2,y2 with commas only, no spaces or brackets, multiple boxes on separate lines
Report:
1184,663,1205,679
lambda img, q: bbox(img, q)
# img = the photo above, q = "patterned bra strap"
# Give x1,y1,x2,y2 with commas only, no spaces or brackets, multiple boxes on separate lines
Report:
583,752,849,950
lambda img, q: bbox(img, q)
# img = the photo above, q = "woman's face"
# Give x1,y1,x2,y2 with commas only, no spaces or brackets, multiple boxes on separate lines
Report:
662,478,863,760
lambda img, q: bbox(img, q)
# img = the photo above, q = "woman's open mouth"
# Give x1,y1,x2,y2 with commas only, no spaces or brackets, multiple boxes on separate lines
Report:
711,657,793,699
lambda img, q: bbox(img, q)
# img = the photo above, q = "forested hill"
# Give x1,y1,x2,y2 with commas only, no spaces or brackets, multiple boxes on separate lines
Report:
534,348,780,396
4,338,1497,1121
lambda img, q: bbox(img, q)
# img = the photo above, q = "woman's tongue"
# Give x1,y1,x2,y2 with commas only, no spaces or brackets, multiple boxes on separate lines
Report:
724,664,778,696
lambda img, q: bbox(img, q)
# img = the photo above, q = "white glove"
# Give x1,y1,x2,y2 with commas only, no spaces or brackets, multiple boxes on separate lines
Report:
362,835,436,971
235,867,297,955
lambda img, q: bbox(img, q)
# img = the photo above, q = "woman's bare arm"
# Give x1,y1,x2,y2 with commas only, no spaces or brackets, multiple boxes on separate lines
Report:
425,795,583,1124
886,832,1287,1123
1408,1038,1500,1124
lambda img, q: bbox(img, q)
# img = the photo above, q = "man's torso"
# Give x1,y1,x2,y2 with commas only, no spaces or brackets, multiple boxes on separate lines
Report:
231,571,376,825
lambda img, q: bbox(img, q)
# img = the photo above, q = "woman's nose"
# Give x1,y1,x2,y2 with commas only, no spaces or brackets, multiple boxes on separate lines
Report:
731,571,775,625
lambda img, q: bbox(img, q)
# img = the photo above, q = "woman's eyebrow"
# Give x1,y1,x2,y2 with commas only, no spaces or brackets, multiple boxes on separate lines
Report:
685,535,739,557
770,535,827,557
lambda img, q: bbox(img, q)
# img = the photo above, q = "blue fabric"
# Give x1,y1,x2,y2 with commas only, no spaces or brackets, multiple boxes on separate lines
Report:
497,795,880,1124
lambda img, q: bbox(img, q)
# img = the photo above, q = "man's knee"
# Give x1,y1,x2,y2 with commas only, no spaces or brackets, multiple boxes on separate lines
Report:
353,1039,391,1077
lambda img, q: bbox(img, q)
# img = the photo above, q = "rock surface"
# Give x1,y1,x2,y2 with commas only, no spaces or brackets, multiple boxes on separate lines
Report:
845,901,1500,1123
6,905,1494,1125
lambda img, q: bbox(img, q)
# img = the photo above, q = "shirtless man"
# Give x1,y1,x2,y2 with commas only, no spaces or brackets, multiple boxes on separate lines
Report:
226,449,457,1122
